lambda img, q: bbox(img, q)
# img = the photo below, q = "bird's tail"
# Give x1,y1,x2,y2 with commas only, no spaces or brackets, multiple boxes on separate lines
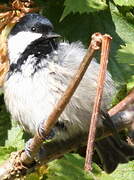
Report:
95,136,134,173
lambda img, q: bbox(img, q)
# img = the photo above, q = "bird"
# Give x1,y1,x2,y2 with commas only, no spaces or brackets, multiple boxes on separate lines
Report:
3,13,134,173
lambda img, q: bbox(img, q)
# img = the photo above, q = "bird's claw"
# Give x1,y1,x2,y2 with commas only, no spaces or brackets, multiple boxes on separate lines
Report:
37,120,55,140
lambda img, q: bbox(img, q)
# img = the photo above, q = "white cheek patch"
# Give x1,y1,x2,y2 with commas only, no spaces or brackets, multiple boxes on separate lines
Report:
8,31,42,64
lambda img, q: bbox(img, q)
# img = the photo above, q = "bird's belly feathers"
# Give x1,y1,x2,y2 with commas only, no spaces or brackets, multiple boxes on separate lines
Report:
4,69,59,134
4,61,116,138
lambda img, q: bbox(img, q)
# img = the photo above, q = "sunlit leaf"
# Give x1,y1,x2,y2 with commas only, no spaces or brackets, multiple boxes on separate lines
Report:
110,161,134,180
60,0,107,21
114,0,134,6
116,43,134,64
127,75,134,91
0,146,16,164
46,153,111,180
5,124,25,150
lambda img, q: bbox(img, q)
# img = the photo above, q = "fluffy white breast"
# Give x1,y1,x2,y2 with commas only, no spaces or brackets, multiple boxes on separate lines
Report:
4,41,117,138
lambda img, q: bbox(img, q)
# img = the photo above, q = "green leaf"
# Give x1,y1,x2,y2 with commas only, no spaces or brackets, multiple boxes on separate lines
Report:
110,161,134,180
0,146,16,165
0,96,11,146
60,0,107,21
24,173,40,180
112,84,127,106
127,75,134,91
114,0,134,6
5,124,25,150
46,153,112,180
116,43,134,64
43,1,134,83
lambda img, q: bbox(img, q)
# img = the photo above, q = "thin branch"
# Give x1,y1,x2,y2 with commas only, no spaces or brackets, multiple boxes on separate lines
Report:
20,33,102,165
0,109,134,179
109,87,134,116
40,114,134,164
42,33,102,133
0,33,102,179
85,34,112,171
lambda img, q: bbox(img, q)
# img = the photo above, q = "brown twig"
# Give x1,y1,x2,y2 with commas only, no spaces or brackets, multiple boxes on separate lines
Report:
1,109,134,179
38,108,134,165
109,87,134,116
0,33,102,179
20,33,102,166
41,114,134,164
0,33,104,180
0,83,134,179
84,34,112,171
41,33,102,134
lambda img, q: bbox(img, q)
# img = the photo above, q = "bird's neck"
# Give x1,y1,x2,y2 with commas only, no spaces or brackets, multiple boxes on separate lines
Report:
7,32,58,76
8,31,42,64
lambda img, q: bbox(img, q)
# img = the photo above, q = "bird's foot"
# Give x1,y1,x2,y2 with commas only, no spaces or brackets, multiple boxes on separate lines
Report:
37,119,55,140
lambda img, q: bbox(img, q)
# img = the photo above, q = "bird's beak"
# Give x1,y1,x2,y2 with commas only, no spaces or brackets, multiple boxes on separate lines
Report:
45,32,61,39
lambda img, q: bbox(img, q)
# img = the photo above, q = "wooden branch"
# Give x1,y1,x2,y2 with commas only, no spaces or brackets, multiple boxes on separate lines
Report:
85,34,112,171
109,87,134,116
39,114,134,164
0,32,102,179
20,32,102,166
41,33,102,134
36,109,134,164
0,109,134,179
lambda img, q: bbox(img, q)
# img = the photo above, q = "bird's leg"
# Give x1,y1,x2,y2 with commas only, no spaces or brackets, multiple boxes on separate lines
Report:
24,119,68,161
24,120,56,160
37,119,56,140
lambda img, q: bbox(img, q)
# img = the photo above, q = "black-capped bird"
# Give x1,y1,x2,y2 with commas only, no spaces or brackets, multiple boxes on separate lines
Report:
4,13,134,173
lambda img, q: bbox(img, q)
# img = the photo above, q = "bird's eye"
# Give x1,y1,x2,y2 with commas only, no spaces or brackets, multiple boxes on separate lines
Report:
31,27,36,32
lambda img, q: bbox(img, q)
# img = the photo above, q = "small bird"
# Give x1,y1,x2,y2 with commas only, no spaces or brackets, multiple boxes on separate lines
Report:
3,13,134,173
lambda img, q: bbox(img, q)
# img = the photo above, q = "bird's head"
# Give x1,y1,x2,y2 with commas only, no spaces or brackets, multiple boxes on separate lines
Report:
7,13,60,64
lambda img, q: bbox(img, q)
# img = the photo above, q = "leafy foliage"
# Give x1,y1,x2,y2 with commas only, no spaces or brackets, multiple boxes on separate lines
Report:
60,0,107,21
46,153,94,180
24,154,134,180
5,124,25,150
110,161,134,180
114,0,134,7
116,43,134,64
0,96,24,165
127,75,134,91
42,0,134,83
0,112,24,165
25,153,114,180
0,146,16,164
